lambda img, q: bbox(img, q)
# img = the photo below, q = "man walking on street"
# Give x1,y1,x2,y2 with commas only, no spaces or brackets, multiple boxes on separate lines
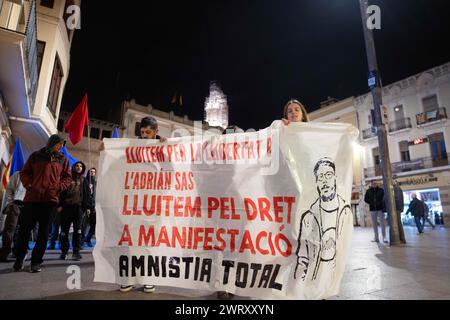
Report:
13,135,72,273
405,193,425,234
364,181,387,243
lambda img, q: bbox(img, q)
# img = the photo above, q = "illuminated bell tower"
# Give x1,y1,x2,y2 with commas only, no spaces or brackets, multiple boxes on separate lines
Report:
204,81,229,129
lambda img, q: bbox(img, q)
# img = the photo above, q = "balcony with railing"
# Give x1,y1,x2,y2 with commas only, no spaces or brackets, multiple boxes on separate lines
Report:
362,127,377,140
388,117,412,133
416,108,448,126
364,153,450,178
0,0,38,115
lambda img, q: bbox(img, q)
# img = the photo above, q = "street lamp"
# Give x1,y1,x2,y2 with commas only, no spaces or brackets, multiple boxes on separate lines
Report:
358,0,406,245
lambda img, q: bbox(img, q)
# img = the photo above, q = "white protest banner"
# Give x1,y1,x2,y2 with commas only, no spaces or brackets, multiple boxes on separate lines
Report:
93,121,359,299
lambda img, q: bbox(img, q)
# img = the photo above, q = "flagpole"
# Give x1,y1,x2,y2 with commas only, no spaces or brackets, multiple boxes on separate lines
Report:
87,122,92,179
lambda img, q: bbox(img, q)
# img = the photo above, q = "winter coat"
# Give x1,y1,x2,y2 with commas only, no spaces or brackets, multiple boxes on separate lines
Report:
60,161,88,210
20,148,71,204
405,198,425,217
85,169,97,209
364,186,385,211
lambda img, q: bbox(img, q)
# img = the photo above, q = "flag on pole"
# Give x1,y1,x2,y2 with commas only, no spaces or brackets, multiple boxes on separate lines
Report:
112,127,119,139
61,147,79,167
1,138,25,192
65,94,89,145
9,138,25,177
1,156,11,192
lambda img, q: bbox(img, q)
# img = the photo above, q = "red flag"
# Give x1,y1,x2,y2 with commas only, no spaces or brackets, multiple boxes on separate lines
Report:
65,94,89,145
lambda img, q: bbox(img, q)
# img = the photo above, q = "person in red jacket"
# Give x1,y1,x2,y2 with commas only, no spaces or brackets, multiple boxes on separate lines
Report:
13,135,72,273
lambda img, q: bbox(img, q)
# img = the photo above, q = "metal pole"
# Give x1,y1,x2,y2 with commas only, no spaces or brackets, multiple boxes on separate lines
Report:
359,0,405,245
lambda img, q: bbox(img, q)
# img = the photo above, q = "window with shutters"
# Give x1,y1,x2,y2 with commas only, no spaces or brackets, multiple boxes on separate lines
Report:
399,141,410,161
422,95,438,113
429,133,448,162
37,41,45,78
47,54,64,117
372,147,380,166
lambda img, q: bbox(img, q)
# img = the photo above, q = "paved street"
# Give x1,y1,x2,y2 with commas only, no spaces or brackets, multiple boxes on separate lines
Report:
0,226,449,300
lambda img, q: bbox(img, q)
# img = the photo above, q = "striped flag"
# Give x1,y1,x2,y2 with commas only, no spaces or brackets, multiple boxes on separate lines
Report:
1,156,11,192
1,138,24,192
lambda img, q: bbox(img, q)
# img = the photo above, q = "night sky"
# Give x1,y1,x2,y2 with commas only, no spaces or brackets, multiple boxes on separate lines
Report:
61,0,450,130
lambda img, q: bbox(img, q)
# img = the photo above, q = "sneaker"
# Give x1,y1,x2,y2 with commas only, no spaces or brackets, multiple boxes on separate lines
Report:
72,253,82,261
119,285,134,292
30,263,42,273
86,241,93,248
371,239,379,243
143,285,156,293
59,253,67,260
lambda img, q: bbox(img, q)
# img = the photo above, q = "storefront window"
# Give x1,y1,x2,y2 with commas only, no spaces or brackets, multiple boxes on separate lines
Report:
402,188,444,226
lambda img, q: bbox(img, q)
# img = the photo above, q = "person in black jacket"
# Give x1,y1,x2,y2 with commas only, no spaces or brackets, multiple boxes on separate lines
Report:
82,168,97,247
364,181,387,243
59,161,88,261
405,193,425,234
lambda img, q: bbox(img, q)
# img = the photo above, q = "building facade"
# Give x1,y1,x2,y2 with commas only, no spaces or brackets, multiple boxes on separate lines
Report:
0,0,80,159
310,62,450,227
121,99,196,139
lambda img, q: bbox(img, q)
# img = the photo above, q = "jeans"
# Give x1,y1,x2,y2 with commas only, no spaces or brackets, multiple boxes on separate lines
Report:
370,210,386,241
49,212,61,246
415,216,424,233
85,208,96,243
60,205,83,255
14,202,57,265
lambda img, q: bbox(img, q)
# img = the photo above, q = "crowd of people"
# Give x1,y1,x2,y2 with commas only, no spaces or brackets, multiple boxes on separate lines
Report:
0,96,442,299
0,135,98,273
0,98,309,298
